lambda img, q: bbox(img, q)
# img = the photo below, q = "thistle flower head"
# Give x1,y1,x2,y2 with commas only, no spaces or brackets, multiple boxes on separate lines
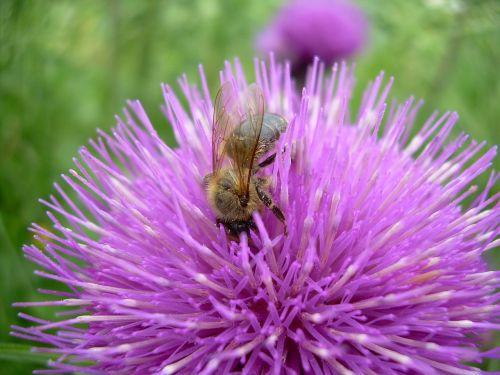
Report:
257,0,368,77
14,58,499,374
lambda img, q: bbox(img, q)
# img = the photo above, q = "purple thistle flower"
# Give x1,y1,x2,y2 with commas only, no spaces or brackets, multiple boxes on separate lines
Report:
14,57,500,374
257,0,368,79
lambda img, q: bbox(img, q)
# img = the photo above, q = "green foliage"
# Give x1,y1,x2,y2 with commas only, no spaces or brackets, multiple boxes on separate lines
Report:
0,0,498,372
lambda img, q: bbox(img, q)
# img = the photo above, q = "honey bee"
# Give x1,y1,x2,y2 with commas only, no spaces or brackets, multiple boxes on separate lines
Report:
204,82,288,236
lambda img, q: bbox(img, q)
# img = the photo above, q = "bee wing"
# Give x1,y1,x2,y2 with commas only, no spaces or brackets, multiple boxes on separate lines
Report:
212,81,241,174
232,84,265,198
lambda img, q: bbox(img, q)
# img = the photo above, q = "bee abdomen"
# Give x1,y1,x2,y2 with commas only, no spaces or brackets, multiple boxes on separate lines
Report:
232,113,287,144
237,113,287,151
260,113,287,143
257,113,287,156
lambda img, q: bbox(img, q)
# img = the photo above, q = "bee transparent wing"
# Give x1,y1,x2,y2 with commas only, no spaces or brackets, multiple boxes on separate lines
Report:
234,84,265,197
212,81,241,174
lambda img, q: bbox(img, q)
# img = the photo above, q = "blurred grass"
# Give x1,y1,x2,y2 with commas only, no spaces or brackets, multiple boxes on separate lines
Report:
0,0,498,373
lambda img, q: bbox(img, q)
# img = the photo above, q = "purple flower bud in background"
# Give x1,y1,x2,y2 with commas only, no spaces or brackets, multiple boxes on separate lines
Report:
257,0,368,79
13,57,499,374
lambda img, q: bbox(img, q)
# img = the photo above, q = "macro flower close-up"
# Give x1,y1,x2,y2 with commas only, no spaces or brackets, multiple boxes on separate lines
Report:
257,0,368,78
12,57,499,374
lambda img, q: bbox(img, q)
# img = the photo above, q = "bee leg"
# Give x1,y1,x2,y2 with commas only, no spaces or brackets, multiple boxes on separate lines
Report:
257,146,288,170
258,153,276,169
257,176,271,188
255,184,287,235
203,173,213,189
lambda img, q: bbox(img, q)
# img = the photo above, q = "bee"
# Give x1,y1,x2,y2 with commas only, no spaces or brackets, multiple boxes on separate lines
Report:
204,82,288,236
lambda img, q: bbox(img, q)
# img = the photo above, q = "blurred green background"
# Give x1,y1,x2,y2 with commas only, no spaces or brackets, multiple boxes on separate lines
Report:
0,0,498,373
